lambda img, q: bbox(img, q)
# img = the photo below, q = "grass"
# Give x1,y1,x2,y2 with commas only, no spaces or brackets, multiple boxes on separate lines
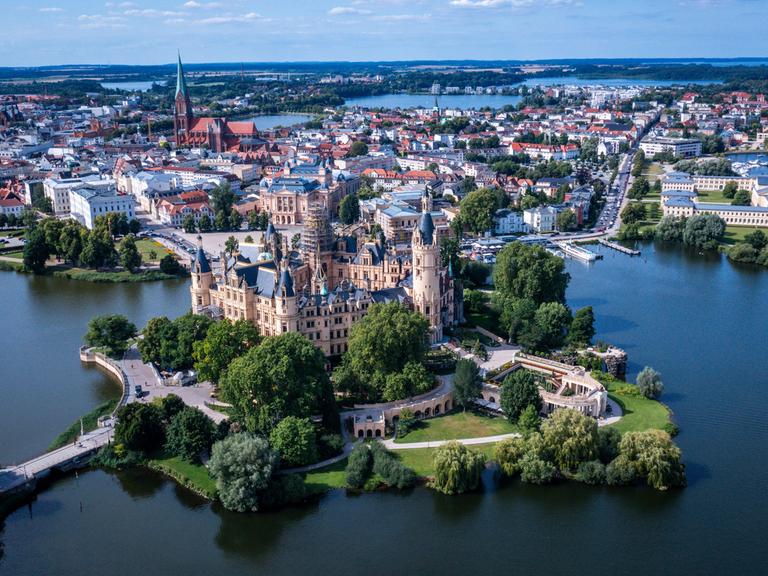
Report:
51,267,179,283
2,250,24,259
148,453,218,499
0,260,23,272
128,238,173,262
642,161,665,183
697,189,735,204
302,458,348,494
48,400,118,450
394,444,497,478
395,410,518,444
720,225,763,246
596,373,673,434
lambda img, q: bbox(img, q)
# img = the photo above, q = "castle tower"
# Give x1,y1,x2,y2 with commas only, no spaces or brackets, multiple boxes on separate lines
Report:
190,235,212,312
302,203,334,289
173,52,194,146
412,206,442,344
274,262,300,333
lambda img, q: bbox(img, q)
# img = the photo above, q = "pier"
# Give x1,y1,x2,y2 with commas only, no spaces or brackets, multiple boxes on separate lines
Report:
598,238,641,256
555,241,603,262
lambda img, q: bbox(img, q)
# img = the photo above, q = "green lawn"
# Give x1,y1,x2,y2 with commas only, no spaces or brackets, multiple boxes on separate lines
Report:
721,225,763,246
597,374,673,434
0,250,23,259
48,400,118,450
119,238,172,262
697,189,735,204
148,454,218,499
302,458,348,494
642,161,665,182
394,444,496,478
395,411,518,444
51,267,178,283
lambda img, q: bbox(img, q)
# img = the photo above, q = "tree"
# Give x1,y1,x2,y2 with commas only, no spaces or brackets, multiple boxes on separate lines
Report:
540,408,599,471
22,227,50,274
160,394,187,421
620,202,646,225
84,314,137,357
138,313,212,371
636,366,664,399
556,208,577,232
182,215,197,233
533,301,571,350
159,254,183,275
210,184,236,230
222,333,335,433
494,436,527,476
370,442,416,489
682,213,725,250
345,443,373,489
617,429,686,490
460,187,498,235
655,215,685,242
432,441,486,495
339,194,360,225
722,181,738,199
744,230,767,251
575,460,606,485
337,302,428,401
269,416,318,468
80,229,116,269
192,319,261,384
198,214,213,232
518,404,541,435
290,233,301,251
209,433,278,512
493,242,570,305
627,176,650,200
519,452,557,484
165,407,215,462
119,234,142,273
59,222,84,265
500,370,542,422
224,235,239,257
128,218,141,235
597,426,622,464
453,359,481,411
115,403,164,453
230,208,244,231
347,141,369,157
731,189,751,206
568,306,595,346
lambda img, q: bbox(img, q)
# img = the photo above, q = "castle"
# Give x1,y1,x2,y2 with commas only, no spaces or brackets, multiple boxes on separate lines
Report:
190,193,463,356
173,53,259,152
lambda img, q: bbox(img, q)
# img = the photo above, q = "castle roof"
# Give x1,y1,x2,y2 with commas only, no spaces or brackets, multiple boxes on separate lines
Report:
418,210,435,245
194,246,210,274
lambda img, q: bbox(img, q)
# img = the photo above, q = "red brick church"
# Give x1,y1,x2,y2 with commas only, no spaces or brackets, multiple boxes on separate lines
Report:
173,54,259,152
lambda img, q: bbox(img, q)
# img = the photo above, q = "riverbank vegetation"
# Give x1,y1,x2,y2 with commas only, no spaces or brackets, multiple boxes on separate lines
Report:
48,400,118,450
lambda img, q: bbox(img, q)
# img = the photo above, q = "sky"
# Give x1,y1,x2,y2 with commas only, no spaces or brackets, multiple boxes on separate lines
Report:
3,0,767,67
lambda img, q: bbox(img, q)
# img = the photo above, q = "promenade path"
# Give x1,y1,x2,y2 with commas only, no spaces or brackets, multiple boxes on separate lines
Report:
382,432,520,451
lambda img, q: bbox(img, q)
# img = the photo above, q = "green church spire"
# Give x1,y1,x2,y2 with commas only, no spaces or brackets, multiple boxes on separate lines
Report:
176,51,189,98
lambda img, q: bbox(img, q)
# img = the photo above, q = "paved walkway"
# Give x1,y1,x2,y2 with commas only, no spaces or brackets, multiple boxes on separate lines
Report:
381,432,520,450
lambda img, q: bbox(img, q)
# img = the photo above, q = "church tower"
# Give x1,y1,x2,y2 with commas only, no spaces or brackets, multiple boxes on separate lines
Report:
412,204,442,344
190,235,212,312
173,52,194,146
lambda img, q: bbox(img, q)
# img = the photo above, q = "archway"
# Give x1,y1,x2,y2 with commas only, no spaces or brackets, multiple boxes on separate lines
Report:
358,429,364,438
489,397,495,404
434,405,441,415
375,429,382,438
366,429,373,438
444,401,450,412
415,410,422,418
424,407,431,417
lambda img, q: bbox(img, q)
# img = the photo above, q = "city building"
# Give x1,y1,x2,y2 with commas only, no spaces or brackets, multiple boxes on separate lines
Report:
523,206,558,233
69,182,135,229
640,137,702,158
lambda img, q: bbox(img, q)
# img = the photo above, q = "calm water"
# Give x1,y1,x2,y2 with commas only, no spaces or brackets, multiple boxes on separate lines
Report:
0,272,190,465
101,81,165,92
521,76,721,87
345,93,523,110
246,114,310,130
2,243,768,575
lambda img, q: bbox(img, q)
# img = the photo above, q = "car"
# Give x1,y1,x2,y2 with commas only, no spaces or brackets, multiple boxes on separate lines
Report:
134,385,143,397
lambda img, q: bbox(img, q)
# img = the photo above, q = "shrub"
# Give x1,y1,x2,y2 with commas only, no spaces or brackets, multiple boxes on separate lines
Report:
370,443,416,489
269,416,318,468
160,394,186,421
397,409,417,437
605,455,638,486
318,433,345,460
618,430,686,490
345,443,373,489
519,452,557,485
165,407,215,462
575,460,606,485
517,404,541,434
636,366,664,399
115,403,165,454
540,408,599,472
597,427,622,464
432,441,486,495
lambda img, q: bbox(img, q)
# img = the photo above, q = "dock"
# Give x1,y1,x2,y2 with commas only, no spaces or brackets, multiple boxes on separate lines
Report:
598,238,641,256
555,242,603,262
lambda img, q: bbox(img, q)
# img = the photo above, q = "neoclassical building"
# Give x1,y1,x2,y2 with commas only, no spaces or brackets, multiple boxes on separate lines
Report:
191,193,463,356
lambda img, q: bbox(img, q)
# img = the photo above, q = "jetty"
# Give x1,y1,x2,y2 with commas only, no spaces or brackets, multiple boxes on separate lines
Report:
555,241,602,262
598,238,641,256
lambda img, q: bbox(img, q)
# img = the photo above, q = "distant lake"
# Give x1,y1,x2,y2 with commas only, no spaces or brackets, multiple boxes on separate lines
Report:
246,114,310,130
345,93,523,110
101,80,165,92
521,76,722,87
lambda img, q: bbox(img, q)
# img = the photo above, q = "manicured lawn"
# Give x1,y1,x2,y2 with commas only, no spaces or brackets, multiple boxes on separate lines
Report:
395,411,518,444
394,444,496,478
721,225,763,246
697,189,735,204
125,238,173,262
0,250,23,259
302,458,348,494
596,373,673,434
148,454,218,499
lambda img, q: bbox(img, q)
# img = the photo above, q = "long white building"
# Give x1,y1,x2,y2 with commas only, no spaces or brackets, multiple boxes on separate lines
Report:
69,182,135,229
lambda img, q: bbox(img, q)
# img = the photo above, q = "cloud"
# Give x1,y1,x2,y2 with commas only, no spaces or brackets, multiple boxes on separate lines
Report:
183,1,223,8
78,14,127,29
189,12,265,24
450,0,577,7
39,7,64,12
124,9,187,17
373,13,432,21
328,7,372,15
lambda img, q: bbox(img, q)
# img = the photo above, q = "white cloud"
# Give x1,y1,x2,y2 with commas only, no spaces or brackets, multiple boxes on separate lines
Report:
373,13,431,21
39,7,64,12
450,0,576,7
183,1,223,8
124,9,187,17
192,13,265,25
77,14,127,29
328,7,372,15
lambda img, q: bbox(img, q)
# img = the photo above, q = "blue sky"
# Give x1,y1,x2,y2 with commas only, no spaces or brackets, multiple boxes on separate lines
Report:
4,0,767,66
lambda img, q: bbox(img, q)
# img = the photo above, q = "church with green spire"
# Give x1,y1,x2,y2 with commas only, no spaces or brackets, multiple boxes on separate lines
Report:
173,52,194,145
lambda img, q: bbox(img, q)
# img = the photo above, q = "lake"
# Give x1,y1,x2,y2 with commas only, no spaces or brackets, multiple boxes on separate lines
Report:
246,114,310,130
101,80,165,92
2,243,768,575
345,93,522,110
521,76,722,87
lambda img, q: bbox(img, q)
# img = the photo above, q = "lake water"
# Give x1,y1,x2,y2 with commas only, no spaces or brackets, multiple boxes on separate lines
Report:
246,114,310,130
101,81,165,92
521,76,722,87
2,243,768,575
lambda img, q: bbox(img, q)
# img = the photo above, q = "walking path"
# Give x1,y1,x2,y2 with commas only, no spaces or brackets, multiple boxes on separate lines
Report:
382,432,520,450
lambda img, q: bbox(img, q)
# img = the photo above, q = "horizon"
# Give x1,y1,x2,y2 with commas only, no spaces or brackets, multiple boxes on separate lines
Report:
5,0,768,67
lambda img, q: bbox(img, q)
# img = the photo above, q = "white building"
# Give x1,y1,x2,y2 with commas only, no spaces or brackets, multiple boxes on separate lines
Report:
69,183,135,229
493,209,529,235
43,175,104,215
523,206,558,233
640,137,702,158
